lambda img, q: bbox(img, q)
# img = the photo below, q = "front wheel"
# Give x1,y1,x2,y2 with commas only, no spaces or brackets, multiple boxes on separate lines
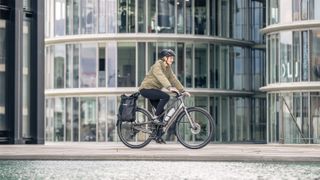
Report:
175,107,215,149
117,107,154,148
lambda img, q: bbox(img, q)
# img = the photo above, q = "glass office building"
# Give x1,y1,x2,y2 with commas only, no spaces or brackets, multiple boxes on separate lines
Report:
262,0,320,143
0,0,44,144
45,0,266,143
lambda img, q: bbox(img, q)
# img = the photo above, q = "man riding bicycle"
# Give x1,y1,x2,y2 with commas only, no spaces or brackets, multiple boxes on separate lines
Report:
139,49,190,144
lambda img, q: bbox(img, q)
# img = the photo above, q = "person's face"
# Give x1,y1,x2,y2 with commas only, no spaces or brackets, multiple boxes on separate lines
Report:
165,56,174,66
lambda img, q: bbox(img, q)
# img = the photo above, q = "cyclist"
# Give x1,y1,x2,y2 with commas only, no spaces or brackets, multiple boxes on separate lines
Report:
139,49,190,143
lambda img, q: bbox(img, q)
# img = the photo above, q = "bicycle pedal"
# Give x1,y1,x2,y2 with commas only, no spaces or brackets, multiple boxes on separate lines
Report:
153,119,165,126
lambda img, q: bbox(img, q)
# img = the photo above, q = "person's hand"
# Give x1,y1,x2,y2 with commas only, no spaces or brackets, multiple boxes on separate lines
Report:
182,91,191,97
168,87,179,94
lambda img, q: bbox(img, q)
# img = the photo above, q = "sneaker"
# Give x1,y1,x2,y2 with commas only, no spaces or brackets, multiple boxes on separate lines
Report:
155,137,166,144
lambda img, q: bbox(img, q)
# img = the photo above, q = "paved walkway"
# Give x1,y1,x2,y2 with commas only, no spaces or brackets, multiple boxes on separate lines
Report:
0,143,320,162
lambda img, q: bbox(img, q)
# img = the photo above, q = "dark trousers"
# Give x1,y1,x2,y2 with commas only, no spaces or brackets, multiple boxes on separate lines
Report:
140,89,170,116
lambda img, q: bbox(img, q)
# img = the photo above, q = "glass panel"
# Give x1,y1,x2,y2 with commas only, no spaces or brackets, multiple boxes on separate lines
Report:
107,42,116,87
231,0,246,39
233,47,244,90
107,97,116,141
0,72,4,107
54,44,65,88
55,0,66,36
194,43,208,88
73,0,80,34
252,50,265,90
118,0,135,33
45,99,54,141
98,0,106,33
148,0,156,33
292,0,300,21
80,97,96,141
210,44,218,88
252,0,264,43
268,0,279,25
186,0,192,34
279,32,292,82
73,44,79,88
0,20,5,109
66,0,72,35
302,31,308,81
23,21,31,138
221,97,228,141
117,42,136,87
293,32,300,82
280,0,292,23
253,98,266,141
158,0,175,33
66,98,72,141
147,42,157,69
311,92,320,143
80,43,96,87
106,0,117,33
177,0,184,34
81,0,96,34
98,97,106,142
301,0,308,20
219,46,229,89
66,44,73,88
177,43,185,86
185,43,193,88
73,97,79,141
54,97,64,141
98,44,106,87
210,0,216,35
311,30,320,81
138,0,146,33
313,0,320,20
219,0,229,37
194,0,206,35
138,42,146,85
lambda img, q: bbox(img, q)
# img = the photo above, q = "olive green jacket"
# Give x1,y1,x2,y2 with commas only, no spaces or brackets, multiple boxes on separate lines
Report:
139,60,185,92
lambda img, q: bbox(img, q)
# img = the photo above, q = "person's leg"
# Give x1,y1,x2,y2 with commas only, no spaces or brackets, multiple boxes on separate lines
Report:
140,89,170,116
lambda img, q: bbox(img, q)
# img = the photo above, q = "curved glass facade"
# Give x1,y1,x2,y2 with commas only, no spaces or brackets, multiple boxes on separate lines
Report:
45,0,266,143
265,0,320,143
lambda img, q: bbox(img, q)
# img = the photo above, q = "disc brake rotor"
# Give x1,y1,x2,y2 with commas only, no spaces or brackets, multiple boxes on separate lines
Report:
190,123,201,134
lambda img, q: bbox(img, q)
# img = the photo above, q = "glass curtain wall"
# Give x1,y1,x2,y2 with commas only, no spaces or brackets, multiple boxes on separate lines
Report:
0,19,6,131
22,19,31,139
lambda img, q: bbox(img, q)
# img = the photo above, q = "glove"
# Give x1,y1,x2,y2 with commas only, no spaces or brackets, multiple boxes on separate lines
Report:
182,91,191,97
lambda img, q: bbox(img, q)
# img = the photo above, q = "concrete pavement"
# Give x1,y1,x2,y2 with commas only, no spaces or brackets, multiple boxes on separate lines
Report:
0,143,320,162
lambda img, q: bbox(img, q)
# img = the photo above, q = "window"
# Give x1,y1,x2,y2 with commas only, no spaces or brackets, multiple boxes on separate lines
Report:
98,44,106,87
117,42,136,87
55,0,66,36
118,0,135,33
195,43,208,88
80,44,97,87
194,0,206,35
158,0,175,33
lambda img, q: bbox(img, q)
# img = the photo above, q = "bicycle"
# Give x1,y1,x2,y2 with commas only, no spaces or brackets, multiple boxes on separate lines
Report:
117,92,215,149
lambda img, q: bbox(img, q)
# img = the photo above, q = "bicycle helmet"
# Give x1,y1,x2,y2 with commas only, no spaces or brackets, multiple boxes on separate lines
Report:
159,49,176,59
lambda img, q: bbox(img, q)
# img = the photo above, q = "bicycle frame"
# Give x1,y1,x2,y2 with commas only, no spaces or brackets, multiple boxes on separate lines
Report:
155,94,196,133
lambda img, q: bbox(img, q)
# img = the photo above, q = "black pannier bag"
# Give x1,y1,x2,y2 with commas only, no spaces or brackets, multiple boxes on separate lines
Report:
118,92,140,122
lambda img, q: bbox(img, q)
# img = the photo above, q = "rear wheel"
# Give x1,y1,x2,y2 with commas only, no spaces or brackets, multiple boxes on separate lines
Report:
175,107,214,149
117,107,154,148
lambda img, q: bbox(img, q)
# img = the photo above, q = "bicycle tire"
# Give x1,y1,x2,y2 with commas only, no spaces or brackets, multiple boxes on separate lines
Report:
117,107,153,149
175,107,215,149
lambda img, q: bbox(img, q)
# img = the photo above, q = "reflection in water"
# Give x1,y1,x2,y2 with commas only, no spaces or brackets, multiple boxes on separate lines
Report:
0,161,319,179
